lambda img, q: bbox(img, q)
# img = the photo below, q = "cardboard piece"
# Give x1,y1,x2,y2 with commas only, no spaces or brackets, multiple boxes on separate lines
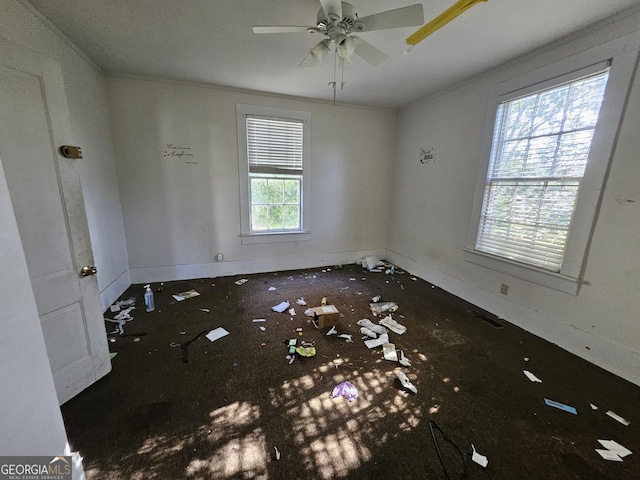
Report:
312,304,340,329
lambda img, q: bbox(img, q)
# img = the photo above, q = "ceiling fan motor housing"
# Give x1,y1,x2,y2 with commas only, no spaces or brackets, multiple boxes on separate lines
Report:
316,2,362,41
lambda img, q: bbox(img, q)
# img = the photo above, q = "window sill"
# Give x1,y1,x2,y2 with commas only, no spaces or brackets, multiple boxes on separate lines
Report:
241,231,310,245
464,248,581,295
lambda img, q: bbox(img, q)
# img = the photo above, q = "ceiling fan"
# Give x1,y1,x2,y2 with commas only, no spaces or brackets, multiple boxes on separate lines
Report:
252,0,425,67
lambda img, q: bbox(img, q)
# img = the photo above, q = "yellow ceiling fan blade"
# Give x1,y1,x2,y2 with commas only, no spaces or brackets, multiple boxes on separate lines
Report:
406,0,488,46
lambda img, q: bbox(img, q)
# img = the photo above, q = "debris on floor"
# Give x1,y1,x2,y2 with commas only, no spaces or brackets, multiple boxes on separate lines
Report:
172,290,200,301
397,371,417,394
590,403,598,410
272,301,290,313
357,318,388,335
205,327,229,342
295,345,316,357
523,370,543,383
471,444,489,468
234,279,248,285
326,326,337,336
105,317,128,335
606,410,630,426
544,398,577,415
312,304,340,329
364,333,390,349
379,315,406,334
331,381,358,401
338,334,353,343
399,350,411,367
273,446,281,461
595,439,632,461
296,297,307,306
370,301,398,316
358,255,383,271
383,343,398,361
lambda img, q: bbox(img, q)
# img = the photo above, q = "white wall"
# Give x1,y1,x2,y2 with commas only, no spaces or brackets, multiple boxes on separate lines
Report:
107,76,396,283
388,10,640,385
1,0,130,310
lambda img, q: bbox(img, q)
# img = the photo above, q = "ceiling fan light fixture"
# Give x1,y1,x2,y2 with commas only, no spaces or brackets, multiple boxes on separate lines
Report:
337,35,356,62
310,40,331,63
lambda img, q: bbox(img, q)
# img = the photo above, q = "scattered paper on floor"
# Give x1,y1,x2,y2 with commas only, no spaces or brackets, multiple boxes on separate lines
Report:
523,370,542,383
205,327,229,342
471,444,488,468
606,410,630,426
271,301,290,313
597,440,632,458
173,290,200,301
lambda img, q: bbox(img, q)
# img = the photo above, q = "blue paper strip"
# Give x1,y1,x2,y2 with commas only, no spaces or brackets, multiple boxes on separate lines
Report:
544,398,577,415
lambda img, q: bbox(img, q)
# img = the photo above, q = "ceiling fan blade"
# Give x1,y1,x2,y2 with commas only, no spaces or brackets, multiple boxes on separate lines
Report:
406,0,487,46
319,0,342,21
353,36,389,67
356,4,425,32
252,25,312,34
298,52,318,68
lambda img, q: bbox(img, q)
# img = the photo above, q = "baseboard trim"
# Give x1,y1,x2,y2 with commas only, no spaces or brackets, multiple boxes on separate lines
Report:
386,248,640,387
98,269,131,312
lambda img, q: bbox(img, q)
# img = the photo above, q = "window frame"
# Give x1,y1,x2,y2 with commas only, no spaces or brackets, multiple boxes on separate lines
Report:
236,104,311,244
465,33,639,294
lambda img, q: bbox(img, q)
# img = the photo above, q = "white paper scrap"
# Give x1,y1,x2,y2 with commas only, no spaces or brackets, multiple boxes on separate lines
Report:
110,305,121,312
606,410,631,426
274,446,281,460
205,327,229,342
523,370,542,383
200,308,210,313
296,297,307,306
598,440,632,458
288,308,296,316
234,279,248,285
268,287,276,291
471,444,489,468
252,319,266,323
383,343,399,362
590,403,598,410
364,333,389,349
271,301,290,313
326,326,337,336
596,449,624,462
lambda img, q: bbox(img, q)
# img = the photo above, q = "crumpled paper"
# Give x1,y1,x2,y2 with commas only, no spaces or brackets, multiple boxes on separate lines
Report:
331,381,358,402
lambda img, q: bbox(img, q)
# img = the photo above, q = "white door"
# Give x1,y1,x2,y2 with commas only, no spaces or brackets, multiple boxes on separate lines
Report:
0,38,110,404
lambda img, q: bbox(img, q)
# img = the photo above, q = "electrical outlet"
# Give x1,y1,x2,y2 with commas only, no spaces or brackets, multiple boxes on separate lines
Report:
500,283,509,295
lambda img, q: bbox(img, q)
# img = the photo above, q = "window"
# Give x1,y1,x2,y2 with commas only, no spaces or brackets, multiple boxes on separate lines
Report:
466,33,639,294
237,104,310,244
476,71,609,272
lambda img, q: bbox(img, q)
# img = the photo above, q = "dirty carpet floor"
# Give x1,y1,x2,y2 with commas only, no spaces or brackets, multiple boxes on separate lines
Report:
61,265,640,479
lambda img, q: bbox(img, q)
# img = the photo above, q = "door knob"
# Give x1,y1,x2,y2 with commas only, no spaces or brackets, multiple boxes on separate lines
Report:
80,265,97,276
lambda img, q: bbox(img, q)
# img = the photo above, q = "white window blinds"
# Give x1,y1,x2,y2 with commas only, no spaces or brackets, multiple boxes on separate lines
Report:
476,71,609,271
246,116,303,174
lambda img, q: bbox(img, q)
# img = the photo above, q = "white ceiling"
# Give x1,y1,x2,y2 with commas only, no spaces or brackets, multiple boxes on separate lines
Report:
26,0,640,110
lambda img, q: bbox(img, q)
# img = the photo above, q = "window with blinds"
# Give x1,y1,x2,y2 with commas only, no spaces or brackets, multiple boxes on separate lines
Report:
246,115,304,232
476,70,609,271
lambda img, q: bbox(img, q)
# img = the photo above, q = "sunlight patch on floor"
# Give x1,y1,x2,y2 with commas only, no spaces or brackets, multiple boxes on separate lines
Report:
186,428,268,480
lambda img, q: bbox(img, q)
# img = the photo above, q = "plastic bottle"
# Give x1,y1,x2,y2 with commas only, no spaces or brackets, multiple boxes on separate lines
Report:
144,284,155,312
